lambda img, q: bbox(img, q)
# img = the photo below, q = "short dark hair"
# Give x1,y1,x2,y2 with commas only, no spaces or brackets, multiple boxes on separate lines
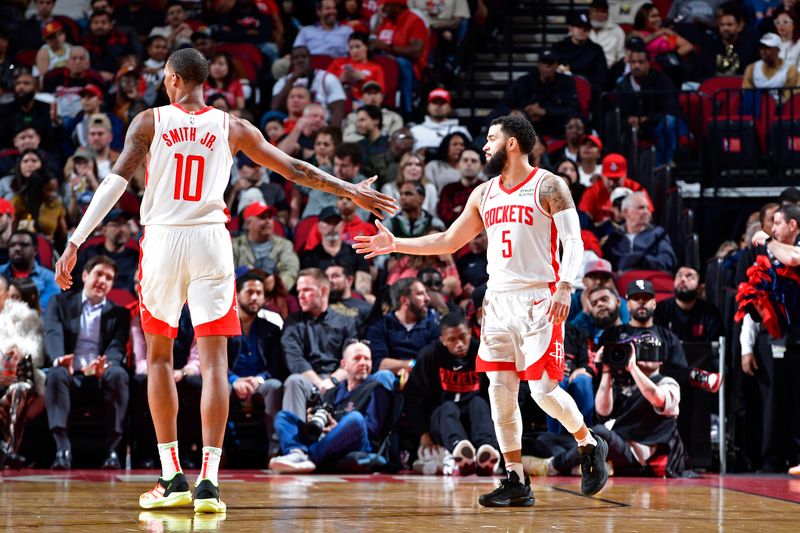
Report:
334,142,362,166
10,229,36,247
298,267,330,288
315,125,342,145
779,186,800,205
89,10,112,23
236,270,265,292
349,32,370,46
9,278,40,314
84,255,117,275
390,277,420,309
718,0,744,23
776,203,800,226
759,202,780,226
460,147,485,164
146,35,167,49
358,105,383,129
587,285,619,299
325,261,353,278
400,180,425,198
167,47,209,84
489,115,537,154
440,311,467,332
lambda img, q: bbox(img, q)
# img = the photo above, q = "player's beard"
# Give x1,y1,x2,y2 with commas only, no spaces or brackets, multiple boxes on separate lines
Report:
484,146,508,176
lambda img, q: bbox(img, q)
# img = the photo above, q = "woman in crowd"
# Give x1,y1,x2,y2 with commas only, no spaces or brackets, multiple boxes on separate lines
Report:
556,158,586,204
632,4,694,61
0,277,44,469
0,149,45,201
424,132,469,192
35,22,71,83
327,32,385,106
262,266,299,320
381,153,438,215
12,169,67,246
775,9,800,66
203,52,245,113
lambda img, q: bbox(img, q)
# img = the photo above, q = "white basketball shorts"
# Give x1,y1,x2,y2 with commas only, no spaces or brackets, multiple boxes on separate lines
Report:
138,224,240,338
476,285,565,381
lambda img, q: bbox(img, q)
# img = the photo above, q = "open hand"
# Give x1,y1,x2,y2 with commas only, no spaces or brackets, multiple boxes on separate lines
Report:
351,176,398,219
353,220,397,259
55,242,78,290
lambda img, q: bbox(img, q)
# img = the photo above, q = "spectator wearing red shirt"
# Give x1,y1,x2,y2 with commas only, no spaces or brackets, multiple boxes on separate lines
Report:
328,32,386,105
82,10,136,83
437,148,485,226
578,153,651,223
203,52,245,113
371,0,429,113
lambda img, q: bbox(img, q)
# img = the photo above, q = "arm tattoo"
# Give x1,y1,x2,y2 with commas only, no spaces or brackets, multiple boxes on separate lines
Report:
289,160,355,198
111,111,152,178
539,173,576,215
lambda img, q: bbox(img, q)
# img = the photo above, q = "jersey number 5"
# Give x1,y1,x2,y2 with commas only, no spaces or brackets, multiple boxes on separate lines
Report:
501,230,512,258
173,154,205,202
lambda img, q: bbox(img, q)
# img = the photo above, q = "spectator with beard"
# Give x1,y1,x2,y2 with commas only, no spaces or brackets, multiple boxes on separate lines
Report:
410,89,471,154
232,202,300,290
366,277,439,374
580,285,626,345
293,0,353,57
385,181,446,238
325,262,372,328
654,266,723,343
72,209,138,294
456,231,489,301
82,10,136,83
0,71,59,150
437,148,485,226
699,1,756,78
0,231,60,310
569,259,631,326
405,312,500,476
66,84,124,152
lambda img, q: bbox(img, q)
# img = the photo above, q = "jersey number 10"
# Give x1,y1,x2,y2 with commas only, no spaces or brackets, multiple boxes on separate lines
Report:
173,154,205,202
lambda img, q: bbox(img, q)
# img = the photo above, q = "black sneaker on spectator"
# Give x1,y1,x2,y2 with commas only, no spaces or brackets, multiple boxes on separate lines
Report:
269,449,316,474
476,444,500,476
478,470,535,507
689,368,722,393
579,431,609,495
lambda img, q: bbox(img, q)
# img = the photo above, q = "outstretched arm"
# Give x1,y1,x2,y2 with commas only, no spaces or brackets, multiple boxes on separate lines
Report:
354,183,487,258
55,110,153,290
230,115,397,219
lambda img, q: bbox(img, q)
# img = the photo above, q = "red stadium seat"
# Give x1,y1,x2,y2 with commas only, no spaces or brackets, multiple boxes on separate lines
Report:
36,234,54,270
310,55,335,70
780,93,800,118
573,75,592,117
107,288,137,307
615,270,675,303
293,216,319,253
372,55,400,108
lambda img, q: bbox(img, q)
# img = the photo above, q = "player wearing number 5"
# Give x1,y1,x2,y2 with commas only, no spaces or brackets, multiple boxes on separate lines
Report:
54,48,397,513
354,116,608,507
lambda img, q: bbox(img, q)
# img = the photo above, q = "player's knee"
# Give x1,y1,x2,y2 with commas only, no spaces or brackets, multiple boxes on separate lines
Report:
528,378,557,404
488,383,518,424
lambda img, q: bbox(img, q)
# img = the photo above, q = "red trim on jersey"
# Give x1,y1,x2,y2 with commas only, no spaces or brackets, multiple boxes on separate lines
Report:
532,171,552,219
479,178,494,215
171,103,214,115
138,232,179,339
498,167,538,195
155,107,161,123
194,285,242,337
550,219,560,282
475,356,517,373
519,316,564,381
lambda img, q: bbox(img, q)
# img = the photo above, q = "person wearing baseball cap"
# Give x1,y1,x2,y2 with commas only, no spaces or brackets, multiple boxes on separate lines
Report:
577,134,603,186
587,0,625,69
552,10,609,93
39,20,72,75
743,32,799,105
232,202,299,290
578,153,653,223
409,87,472,152
568,257,630,326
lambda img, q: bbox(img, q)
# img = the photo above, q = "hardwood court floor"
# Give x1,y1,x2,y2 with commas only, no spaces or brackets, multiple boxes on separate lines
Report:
2,470,799,532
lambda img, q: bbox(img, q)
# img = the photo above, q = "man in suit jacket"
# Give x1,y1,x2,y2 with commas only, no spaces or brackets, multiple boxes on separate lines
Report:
44,255,130,470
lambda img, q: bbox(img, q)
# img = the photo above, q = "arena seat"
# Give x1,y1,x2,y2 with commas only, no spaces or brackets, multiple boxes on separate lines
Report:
293,215,319,252
36,234,55,270
573,75,591,117
615,270,675,302
311,54,335,70
372,55,400,108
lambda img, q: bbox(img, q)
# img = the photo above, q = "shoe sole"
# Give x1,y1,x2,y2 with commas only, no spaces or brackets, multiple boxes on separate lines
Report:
453,442,476,466
139,491,193,510
194,498,227,513
582,438,609,496
269,461,316,474
478,496,535,508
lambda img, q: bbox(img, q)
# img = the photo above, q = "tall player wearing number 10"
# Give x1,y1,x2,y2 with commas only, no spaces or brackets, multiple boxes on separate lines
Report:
354,116,608,507
54,49,397,513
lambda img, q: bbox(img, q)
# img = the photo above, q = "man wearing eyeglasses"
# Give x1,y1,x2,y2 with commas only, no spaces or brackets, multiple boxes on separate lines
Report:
0,230,60,309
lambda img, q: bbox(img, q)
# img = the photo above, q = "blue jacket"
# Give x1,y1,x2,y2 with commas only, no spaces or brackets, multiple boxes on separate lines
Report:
366,308,440,370
0,261,61,310
602,225,677,273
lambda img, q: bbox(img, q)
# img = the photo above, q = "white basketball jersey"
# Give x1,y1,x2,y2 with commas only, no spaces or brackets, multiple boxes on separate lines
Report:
480,167,560,291
141,104,233,226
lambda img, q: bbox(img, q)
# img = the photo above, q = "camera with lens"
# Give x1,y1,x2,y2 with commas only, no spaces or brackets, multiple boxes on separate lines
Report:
602,333,664,369
306,386,334,439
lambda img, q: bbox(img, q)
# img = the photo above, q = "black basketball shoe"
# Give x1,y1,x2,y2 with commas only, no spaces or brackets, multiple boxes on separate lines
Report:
478,471,535,507
139,472,192,509
194,478,227,513
579,431,609,495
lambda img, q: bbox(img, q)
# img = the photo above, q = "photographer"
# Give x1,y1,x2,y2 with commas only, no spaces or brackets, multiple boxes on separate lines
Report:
269,340,395,474
523,330,685,478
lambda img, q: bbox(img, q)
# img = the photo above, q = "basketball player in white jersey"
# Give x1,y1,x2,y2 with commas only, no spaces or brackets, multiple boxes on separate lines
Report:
354,115,608,507
53,48,397,513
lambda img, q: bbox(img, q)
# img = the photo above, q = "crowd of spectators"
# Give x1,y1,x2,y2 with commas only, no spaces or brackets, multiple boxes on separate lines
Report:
0,0,798,479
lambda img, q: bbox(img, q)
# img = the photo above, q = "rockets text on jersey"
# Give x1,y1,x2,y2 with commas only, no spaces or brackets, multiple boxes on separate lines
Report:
141,103,233,226
479,167,561,291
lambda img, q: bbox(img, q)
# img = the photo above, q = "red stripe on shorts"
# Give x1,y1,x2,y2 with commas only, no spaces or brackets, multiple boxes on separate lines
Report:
194,285,242,337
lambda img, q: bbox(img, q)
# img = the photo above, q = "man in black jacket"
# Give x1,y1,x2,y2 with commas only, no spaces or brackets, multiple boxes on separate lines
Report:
654,266,723,343
405,313,500,475
280,268,357,418
552,12,609,95
491,49,580,139
227,270,287,457
44,255,130,469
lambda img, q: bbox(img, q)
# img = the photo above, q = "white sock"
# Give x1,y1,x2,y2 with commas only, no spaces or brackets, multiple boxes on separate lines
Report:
198,446,222,485
577,432,597,448
157,441,183,479
506,461,524,480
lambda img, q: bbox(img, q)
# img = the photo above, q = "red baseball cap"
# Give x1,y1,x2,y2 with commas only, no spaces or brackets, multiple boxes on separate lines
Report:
0,198,14,216
242,202,277,219
80,84,104,99
43,21,63,38
581,134,603,151
584,258,613,277
428,88,451,103
602,153,627,178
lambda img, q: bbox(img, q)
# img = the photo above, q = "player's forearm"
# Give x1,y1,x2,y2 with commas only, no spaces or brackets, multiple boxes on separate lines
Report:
394,232,458,256
284,159,357,200
768,240,800,266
